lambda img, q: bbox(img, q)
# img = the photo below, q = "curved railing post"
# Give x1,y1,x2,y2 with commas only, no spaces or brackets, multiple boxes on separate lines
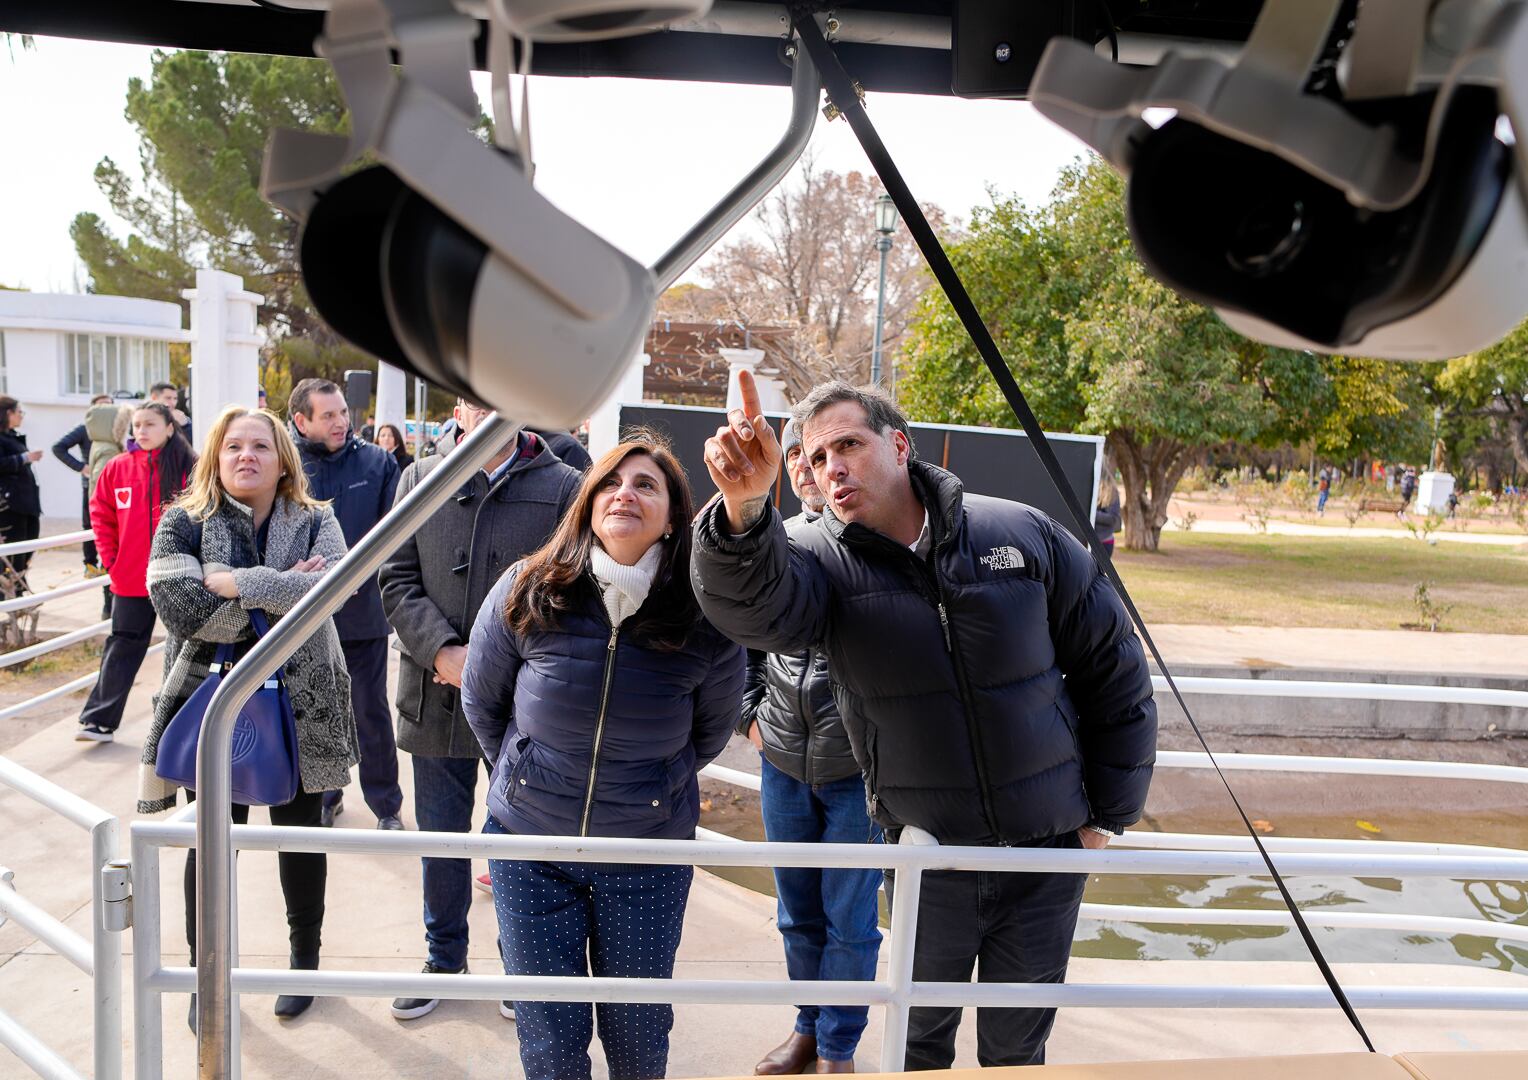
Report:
650,35,819,291
194,413,521,1079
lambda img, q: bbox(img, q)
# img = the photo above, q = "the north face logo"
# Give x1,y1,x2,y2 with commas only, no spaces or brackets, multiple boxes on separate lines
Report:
979,545,1024,571
114,487,132,510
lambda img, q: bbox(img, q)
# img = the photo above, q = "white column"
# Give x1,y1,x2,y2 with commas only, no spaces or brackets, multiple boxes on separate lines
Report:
374,361,407,433
183,269,263,430
1416,471,1454,513
587,351,650,459
720,348,789,413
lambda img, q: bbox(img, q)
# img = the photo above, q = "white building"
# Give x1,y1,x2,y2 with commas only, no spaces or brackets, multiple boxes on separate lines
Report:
0,292,190,520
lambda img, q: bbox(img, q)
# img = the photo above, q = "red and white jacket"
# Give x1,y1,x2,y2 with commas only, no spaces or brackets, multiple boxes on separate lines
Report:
90,448,187,598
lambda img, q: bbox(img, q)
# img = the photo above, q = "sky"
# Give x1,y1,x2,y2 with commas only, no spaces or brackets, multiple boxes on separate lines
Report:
0,34,1091,294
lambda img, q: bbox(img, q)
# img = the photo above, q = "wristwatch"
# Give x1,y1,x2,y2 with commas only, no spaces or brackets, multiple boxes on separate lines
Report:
1084,824,1116,838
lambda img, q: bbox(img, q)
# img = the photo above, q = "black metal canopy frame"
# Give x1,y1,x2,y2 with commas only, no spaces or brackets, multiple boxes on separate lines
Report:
7,1,1263,95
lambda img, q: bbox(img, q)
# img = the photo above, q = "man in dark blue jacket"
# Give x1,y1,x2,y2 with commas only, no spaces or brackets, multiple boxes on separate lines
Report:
692,375,1156,1071
290,378,404,829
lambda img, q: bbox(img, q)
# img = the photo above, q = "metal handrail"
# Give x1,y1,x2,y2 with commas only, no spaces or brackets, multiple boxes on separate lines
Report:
651,36,819,291
0,644,165,723
0,757,121,1080
0,622,110,671
0,530,94,559
131,817,1528,1079
0,576,109,615
1154,674,1528,708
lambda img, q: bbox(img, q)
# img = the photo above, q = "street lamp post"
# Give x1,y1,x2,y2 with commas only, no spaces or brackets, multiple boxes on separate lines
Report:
871,193,897,387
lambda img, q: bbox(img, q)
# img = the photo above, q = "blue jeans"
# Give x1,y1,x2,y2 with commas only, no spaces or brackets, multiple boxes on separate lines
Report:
760,756,883,1062
485,816,693,1080
412,755,489,970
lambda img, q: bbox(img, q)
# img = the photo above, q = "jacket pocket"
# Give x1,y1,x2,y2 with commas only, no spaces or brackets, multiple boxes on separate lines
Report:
395,657,428,725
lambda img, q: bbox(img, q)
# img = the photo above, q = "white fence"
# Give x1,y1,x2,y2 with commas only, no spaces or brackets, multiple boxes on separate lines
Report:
4,525,1528,1077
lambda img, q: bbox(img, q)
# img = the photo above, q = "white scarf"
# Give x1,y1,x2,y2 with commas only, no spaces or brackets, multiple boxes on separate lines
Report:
589,541,664,627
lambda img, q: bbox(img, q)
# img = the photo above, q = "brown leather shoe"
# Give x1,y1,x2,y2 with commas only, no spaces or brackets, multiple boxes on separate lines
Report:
814,1059,855,1073
754,1032,818,1075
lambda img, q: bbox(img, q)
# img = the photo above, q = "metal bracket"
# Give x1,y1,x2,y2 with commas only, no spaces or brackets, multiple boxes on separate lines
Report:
101,859,132,932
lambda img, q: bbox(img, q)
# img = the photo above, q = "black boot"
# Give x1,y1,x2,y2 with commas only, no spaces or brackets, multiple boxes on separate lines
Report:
274,952,318,1020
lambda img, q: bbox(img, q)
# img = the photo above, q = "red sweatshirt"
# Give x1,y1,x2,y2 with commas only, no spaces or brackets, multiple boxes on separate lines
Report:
90,448,186,597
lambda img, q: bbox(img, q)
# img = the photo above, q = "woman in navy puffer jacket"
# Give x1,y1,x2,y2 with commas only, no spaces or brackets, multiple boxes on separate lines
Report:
462,430,743,1080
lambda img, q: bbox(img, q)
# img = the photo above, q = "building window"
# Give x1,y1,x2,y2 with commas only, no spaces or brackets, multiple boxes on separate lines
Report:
61,333,169,398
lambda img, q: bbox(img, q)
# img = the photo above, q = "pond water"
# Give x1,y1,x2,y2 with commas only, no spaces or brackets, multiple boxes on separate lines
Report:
698,799,1528,974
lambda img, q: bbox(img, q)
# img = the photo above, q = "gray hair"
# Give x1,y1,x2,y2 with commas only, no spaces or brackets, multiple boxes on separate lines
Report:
790,381,914,454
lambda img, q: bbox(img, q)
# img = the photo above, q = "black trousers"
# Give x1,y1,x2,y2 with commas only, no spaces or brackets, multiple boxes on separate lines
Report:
78,594,155,732
80,484,98,568
322,637,402,819
886,832,1087,1070
183,787,327,961
0,511,40,575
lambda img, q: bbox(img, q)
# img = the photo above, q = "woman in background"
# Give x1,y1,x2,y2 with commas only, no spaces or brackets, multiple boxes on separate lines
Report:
1095,467,1122,557
75,402,196,742
374,422,413,472
0,396,44,580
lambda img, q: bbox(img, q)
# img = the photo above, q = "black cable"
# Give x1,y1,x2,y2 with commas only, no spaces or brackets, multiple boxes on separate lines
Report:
788,13,1377,1055
1094,0,1119,63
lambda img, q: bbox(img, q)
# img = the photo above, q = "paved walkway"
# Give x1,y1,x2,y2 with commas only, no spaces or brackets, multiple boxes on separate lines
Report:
1161,517,1528,547
1144,624,1528,677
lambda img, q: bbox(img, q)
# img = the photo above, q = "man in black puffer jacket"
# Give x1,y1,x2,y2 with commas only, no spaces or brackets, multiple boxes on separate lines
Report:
693,376,1156,1071
741,420,883,1077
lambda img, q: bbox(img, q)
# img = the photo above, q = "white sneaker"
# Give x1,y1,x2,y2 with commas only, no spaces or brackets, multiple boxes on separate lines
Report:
500,1001,515,1021
75,725,113,743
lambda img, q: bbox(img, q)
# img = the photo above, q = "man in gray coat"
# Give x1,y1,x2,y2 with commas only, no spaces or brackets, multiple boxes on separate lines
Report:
377,399,580,1020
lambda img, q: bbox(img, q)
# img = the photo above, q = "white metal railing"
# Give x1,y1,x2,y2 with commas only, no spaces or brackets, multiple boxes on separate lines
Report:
0,622,112,671
0,644,164,723
127,816,1528,1079
0,530,95,560
0,577,110,616
0,756,122,1080
1149,674,1528,709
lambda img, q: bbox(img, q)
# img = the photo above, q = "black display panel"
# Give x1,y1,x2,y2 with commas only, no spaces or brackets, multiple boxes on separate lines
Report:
619,404,1102,544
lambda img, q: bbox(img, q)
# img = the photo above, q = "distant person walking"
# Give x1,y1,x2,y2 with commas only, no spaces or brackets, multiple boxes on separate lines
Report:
74,403,196,743
0,396,45,581
52,393,115,573
1399,466,1418,516
1316,467,1332,516
1095,470,1122,554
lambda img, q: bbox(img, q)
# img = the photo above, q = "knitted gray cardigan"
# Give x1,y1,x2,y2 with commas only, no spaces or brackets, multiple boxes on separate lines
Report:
138,496,358,814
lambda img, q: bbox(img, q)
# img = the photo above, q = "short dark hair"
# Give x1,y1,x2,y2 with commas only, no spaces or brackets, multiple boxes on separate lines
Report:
149,382,176,397
288,378,343,421
790,381,914,454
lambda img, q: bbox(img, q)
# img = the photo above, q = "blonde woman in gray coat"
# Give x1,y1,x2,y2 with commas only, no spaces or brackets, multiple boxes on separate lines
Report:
141,405,357,1027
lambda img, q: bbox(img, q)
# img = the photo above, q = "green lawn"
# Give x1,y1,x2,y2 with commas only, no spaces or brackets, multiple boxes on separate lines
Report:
1112,533,1528,634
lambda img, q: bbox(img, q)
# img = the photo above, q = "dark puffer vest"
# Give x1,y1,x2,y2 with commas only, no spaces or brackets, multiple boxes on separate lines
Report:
740,513,860,787
693,460,1157,847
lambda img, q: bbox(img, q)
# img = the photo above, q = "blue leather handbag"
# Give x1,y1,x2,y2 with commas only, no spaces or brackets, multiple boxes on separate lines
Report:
154,609,301,807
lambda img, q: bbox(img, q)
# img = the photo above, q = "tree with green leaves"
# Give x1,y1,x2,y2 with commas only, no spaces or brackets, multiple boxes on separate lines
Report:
1439,318,1528,478
900,158,1417,551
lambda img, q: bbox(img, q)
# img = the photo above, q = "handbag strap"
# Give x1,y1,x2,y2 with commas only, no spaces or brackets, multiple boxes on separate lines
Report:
236,608,287,687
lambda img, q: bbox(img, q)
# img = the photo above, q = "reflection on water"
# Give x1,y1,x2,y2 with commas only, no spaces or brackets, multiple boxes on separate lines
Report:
699,803,1528,974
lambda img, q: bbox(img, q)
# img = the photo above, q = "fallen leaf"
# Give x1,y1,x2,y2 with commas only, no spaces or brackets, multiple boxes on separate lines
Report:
1251,819,1275,834
1356,820,1382,834
699,799,713,813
